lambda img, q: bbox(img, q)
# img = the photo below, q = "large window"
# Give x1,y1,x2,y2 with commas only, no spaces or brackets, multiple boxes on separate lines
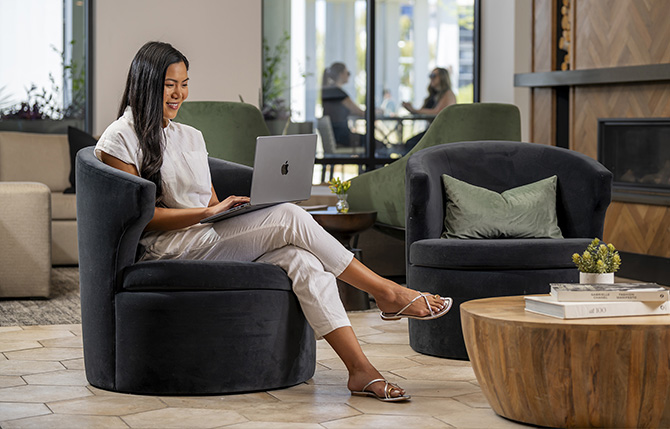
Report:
263,0,478,183
0,0,91,133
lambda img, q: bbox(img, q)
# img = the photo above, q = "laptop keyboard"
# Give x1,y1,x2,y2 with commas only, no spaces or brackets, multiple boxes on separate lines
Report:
228,202,251,212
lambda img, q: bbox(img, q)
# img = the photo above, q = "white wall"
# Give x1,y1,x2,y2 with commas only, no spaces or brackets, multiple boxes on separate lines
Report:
93,0,262,134
480,0,531,142
91,0,531,138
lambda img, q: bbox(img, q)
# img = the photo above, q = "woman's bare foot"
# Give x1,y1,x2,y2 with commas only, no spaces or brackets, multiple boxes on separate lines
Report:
337,259,448,318
322,327,408,402
347,367,407,399
374,281,447,318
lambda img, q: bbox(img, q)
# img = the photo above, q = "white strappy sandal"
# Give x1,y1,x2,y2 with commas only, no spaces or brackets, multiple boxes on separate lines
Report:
350,378,411,402
380,293,453,321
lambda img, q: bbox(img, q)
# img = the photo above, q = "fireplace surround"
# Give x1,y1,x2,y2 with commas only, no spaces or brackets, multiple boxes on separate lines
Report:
514,1,670,285
598,118,670,206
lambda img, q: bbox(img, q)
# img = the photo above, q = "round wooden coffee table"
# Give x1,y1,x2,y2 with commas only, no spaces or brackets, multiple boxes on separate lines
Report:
310,207,377,310
461,295,670,428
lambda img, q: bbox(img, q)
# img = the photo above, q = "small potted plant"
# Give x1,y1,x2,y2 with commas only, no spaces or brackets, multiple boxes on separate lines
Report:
572,238,621,283
328,177,351,213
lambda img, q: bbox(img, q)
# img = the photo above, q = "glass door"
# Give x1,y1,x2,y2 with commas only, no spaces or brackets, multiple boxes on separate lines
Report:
263,0,477,183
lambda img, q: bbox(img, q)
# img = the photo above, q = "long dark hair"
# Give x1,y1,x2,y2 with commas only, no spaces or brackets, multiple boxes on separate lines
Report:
322,62,346,88
422,67,451,109
118,41,189,205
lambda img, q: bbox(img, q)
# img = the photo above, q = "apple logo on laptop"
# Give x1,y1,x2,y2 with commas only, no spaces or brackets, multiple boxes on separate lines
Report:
281,160,289,175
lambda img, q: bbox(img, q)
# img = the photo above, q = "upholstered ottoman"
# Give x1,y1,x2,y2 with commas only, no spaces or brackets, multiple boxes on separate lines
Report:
0,182,51,298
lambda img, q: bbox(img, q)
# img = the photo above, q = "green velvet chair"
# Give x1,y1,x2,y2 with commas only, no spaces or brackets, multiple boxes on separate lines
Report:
175,101,270,167
347,103,522,235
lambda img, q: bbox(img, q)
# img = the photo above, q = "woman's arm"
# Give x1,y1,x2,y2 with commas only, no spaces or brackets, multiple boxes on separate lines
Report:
209,184,220,206
402,90,457,115
342,96,366,117
415,90,457,115
99,151,249,231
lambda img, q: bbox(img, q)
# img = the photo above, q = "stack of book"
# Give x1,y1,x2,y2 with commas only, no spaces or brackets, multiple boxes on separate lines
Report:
524,282,670,319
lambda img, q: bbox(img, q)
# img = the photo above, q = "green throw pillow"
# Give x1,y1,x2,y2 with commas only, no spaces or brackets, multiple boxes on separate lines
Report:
441,174,563,239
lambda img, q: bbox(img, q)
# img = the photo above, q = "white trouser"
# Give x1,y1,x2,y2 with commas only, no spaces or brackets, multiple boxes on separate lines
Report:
140,203,354,338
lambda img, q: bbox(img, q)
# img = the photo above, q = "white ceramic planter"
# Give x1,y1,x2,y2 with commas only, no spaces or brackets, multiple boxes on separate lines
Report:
579,272,615,284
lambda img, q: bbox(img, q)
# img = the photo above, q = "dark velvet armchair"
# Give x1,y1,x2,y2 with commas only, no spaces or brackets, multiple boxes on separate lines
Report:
76,147,315,395
405,141,612,359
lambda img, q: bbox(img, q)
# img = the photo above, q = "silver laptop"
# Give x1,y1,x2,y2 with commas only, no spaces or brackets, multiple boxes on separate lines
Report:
200,134,317,223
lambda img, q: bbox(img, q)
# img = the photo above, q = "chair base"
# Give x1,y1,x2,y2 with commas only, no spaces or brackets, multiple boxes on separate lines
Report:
84,289,316,395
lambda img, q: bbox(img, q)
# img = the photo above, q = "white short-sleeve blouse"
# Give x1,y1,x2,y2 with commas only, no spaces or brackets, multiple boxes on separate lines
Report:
95,107,212,209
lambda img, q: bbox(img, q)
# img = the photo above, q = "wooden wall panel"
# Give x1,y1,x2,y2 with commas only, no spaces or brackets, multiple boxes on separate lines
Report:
574,0,670,69
572,83,670,159
530,88,554,145
528,0,670,260
573,82,670,256
605,202,670,258
533,0,555,72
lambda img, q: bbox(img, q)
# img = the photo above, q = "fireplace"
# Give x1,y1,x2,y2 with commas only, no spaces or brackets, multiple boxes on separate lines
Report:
598,118,670,205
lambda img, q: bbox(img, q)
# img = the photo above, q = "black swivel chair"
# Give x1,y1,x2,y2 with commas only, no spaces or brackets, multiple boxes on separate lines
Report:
76,147,315,395
405,141,612,359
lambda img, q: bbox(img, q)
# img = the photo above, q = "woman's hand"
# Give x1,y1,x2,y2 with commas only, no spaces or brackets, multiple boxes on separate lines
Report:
402,101,416,114
146,195,250,231
205,195,250,217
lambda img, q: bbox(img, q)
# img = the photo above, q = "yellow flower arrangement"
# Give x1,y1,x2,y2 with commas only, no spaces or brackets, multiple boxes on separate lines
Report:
572,238,621,273
328,177,351,195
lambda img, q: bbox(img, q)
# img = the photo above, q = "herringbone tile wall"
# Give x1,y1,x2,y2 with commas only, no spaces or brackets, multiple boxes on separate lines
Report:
571,83,670,158
531,88,554,146
574,0,670,69
605,202,670,258
530,0,670,257
533,0,555,73
573,83,670,257
530,0,555,146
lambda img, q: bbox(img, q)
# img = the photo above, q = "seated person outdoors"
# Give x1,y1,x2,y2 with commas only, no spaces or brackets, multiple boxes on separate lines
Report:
320,62,400,158
401,67,457,152
380,88,397,117
321,62,365,148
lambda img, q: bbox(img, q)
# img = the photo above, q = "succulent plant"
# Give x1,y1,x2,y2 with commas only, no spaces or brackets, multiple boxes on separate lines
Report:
572,238,621,273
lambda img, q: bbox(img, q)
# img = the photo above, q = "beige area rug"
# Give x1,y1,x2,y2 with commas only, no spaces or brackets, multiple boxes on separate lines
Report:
0,267,80,326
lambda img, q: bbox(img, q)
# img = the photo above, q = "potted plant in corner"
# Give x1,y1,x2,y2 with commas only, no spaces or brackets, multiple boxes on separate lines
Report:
572,238,622,284
262,32,291,135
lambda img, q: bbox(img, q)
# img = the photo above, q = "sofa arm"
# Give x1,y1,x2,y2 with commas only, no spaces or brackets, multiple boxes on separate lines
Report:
0,182,51,298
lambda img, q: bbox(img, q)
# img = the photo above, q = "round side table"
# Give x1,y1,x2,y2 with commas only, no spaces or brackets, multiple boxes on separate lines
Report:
310,207,377,310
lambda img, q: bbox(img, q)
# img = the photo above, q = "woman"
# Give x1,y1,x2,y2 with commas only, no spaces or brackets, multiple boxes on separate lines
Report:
321,62,365,147
96,41,452,402
402,67,456,116
401,67,457,153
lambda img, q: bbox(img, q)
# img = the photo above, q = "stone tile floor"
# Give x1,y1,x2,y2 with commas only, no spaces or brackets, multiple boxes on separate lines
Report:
0,311,534,429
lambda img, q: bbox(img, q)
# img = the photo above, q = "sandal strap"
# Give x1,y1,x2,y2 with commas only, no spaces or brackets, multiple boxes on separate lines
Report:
421,293,435,316
386,382,402,399
384,381,392,399
363,378,402,400
362,378,386,394
389,293,434,318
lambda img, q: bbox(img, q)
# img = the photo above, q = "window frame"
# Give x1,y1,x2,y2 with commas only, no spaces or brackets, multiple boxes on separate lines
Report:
263,0,481,173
